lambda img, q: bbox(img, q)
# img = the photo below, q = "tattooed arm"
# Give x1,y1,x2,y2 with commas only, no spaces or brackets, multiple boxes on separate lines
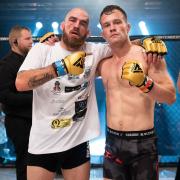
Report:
16,65,57,91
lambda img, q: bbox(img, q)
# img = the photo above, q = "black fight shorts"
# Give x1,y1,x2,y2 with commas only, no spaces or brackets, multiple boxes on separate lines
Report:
27,142,90,172
103,127,158,180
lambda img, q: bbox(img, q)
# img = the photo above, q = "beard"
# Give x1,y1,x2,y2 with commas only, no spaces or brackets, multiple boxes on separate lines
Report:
20,46,31,57
62,31,87,49
23,48,30,55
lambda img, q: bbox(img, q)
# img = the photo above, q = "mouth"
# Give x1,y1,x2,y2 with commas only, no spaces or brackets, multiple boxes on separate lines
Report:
70,31,80,37
110,33,119,38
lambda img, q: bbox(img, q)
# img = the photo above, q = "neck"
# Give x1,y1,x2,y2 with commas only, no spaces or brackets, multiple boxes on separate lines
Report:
110,38,132,60
11,47,25,57
60,39,84,52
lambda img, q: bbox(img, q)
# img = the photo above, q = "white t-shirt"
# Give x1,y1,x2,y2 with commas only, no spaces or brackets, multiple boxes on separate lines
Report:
19,42,111,154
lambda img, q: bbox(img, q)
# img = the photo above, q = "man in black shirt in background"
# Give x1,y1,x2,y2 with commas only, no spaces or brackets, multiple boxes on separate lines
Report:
0,25,33,180
0,26,57,180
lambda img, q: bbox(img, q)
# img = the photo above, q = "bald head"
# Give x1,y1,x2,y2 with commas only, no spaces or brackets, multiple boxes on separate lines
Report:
60,8,90,50
65,8,89,24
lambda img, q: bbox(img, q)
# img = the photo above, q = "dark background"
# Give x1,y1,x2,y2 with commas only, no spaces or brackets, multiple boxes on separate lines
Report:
0,0,180,36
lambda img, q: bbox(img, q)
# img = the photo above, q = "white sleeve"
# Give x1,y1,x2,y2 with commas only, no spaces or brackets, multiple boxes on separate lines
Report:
19,43,50,72
95,43,112,60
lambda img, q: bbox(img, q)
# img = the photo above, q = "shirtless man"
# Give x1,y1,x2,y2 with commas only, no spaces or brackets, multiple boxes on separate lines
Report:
98,5,176,180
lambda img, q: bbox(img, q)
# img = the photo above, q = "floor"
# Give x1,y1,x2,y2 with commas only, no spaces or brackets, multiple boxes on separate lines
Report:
0,166,177,180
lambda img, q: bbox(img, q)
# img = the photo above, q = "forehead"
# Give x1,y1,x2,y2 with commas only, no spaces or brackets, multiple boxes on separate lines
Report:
20,29,31,38
65,8,89,21
101,9,124,23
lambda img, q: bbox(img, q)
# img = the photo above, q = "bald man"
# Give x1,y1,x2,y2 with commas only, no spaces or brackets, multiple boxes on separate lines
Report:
15,8,112,180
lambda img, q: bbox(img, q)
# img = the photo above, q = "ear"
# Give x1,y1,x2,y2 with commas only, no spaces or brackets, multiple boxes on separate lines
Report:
13,39,18,46
60,21,65,31
101,31,106,41
86,29,91,38
127,23,131,33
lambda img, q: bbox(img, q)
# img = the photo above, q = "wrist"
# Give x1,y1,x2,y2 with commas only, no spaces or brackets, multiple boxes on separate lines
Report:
52,60,66,77
138,76,154,93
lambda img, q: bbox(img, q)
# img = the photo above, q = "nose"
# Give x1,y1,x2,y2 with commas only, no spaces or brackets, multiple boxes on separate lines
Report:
30,38,33,45
110,24,116,32
73,21,80,28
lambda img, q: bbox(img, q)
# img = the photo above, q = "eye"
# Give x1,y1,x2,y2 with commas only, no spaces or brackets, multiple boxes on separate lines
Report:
69,17,76,22
114,19,121,25
103,23,110,28
80,20,88,27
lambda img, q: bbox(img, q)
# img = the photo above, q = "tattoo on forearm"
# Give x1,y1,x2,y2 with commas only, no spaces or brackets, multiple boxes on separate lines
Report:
28,73,54,88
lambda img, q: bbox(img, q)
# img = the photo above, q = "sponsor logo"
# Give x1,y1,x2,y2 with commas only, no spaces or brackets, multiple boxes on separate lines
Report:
86,142,90,158
51,81,62,94
68,74,80,80
65,81,89,93
73,98,88,121
50,99,66,104
83,67,91,79
52,108,73,116
73,57,84,68
81,81,88,90
51,118,72,129
65,85,81,92
132,63,143,73
78,92,89,100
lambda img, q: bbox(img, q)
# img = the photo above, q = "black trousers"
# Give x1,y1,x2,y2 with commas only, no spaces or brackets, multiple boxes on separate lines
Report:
5,116,31,180
104,128,158,180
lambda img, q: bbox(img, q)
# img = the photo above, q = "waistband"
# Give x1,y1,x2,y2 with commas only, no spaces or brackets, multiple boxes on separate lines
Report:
107,127,155,139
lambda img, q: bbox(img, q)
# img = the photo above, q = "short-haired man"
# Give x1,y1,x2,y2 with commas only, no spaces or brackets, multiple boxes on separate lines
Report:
98,5,176,180
0,25,33,180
